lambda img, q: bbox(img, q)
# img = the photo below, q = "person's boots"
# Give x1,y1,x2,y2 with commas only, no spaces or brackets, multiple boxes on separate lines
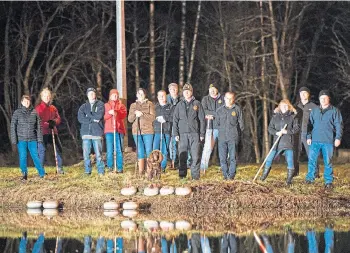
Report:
260,167,271,181
286,169,295,185
21,173,27,181
138,159,145,176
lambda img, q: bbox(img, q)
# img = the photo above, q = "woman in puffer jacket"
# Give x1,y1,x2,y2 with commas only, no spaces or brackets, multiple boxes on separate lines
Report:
260,99,300,185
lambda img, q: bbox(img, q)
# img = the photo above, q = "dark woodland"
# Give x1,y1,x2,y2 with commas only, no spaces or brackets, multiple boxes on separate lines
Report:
0,1,349,164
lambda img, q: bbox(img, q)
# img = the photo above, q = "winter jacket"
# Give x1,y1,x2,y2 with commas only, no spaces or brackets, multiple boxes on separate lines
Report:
201,93,224,129
11,105,43,144
268,111,299,151
166,94,182,106
104,100,127,134
307,105,343,144
35,102,61,135
173,97,206,138
295,101,317,134
215,104,244,142
77,100,105,137
128,99,155,135
154,103,174,134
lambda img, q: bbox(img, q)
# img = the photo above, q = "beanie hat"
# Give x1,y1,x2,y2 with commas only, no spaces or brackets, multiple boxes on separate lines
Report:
109,89,119,98
183,83,193,92
319,90,331,98
299,86,310,94
208,83,218,90
86,87,96,96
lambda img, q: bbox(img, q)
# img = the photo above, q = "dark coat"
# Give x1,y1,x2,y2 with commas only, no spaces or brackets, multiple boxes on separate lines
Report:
307,105,343,144
166,94,182,106
201,93,224,129
77,100,105,137
154,103,174,134
215,104,244,142
268,111,299,151
11,105,43,144
295,101,317,134
173,97,206,138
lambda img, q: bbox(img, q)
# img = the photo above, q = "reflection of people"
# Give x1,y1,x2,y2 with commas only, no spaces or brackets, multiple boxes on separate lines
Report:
220,233,237,253
19,232,27,253
287,229,295,253
307,230,318,253
307,227,334,253
188,233,201,253
200,235,211,253
96,236,105,253
83,236,92,253
32,233,45,253
262,236,274,253
161,236,177,253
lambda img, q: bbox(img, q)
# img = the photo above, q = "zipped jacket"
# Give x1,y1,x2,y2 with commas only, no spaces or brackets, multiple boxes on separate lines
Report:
215,104,244,142
104,100,127,134
154,103,174,134
35,101,61,135
77,100,105,137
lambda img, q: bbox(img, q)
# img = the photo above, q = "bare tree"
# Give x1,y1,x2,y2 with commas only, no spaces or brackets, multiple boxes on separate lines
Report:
178,1,186,88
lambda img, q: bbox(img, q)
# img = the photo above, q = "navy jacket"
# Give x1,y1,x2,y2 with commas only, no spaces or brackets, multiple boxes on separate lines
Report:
11,105,42,144
154,103,174,134
268,111,299,151
307,105,343,144
77,100,105,137
215,104,244,142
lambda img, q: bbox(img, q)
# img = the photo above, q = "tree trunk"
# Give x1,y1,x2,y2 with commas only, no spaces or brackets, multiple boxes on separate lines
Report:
161,1,173,90
268,0,288,99
178,1,186,89
187,1,201,84
149,0,156,101
133,2,140,90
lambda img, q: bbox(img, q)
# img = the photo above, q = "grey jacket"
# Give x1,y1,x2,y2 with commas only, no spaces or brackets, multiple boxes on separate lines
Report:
11,105,43,144
215,104,244,142
201,93,224,129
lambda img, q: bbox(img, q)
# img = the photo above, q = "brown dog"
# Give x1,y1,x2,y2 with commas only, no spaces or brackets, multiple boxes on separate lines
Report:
146,150,163,180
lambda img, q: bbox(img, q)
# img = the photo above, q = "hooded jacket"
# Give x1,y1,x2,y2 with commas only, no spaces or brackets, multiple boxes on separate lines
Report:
104,100,127,134
35,101,61,135
268,111,300,151
128,99,155,135
11,105,43,144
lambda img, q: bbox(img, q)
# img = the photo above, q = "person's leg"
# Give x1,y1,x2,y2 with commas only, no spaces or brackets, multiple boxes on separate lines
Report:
284,149,295,185
133,134,146,174
293,133,301,176
28,141,46,177
306,142,321,183
321,143,334,185
218,140,229,179
324,227,334,252
306,230,318,253
96,236,105,253
84,235,92,253
143,134,154,159
116,133,124,172
161,134,170,171
228,234,238,253
82,139,92,174
153,133,161,150
38,134,49,167
260,150,278,181
92,139,105,175
303,134,319,178
32,234,45,253
227,141,237,179
189,133,201,180
17,141,28,176
105,133,114,169
220,234,229,253
178,134,189,178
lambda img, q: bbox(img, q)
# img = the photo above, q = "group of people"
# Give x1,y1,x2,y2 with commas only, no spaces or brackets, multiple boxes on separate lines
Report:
10,82,343,188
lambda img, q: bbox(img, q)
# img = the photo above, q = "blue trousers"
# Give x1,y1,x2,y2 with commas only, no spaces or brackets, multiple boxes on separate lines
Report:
133,134,154,159
82,139,105,174
265,149,294,170
306,142,334,184
17,141,45,177
38,134,63,170
218,139,238,179
153,133,170,170
105,132,124,171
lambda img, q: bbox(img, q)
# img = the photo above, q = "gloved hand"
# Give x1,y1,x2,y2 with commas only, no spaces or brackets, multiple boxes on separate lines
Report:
48,120,56,129
157,116,166,123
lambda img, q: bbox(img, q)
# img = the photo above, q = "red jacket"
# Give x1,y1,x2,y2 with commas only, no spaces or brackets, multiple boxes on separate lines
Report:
35,102,61,135
104,100,127,134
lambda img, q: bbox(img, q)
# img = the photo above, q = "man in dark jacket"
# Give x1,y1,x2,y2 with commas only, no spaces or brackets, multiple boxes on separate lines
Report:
77,88,105,175
11,95,46,180
200,83,224,172
293,87,318,177
216,92,244,180
306,90,343,188
153,90,174,172
173,83,205,180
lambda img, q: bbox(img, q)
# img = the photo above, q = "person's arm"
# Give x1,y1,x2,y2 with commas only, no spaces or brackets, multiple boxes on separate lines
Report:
140,101,156,121
306,110,314,140
128,103,136,123
334,108,343,141
90,101,105,121
268,117,278,136
10,111,18,144
116,103,127,120
288,116,300,135
78,104,91,124
237,106,244,133
53,106,61,126
104,103,112,121
172,104,180,137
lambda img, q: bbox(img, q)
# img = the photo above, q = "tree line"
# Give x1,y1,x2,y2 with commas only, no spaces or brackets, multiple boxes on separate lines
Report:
0,1,349,162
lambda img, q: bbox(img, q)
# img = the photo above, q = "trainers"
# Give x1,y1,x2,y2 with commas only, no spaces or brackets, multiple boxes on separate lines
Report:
21,173,27,181
325,183,333,189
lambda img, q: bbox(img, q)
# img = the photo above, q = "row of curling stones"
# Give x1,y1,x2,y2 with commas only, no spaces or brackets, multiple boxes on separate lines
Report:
26,200,60,217
121,185,192,197
120,220,192,232
103,199,139,218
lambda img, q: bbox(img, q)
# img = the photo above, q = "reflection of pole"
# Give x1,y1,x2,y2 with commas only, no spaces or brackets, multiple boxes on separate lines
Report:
116,0,128,148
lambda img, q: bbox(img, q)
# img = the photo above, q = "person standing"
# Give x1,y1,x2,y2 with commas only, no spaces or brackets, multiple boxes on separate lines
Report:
200,83,224,172
11,95,46,180
128,88,155,176
104,89,127,173
153,90,174,172
293,87,318,177
167,83,181,169
173,83,205,180
35,88,64,174
216,92,244,180
77,88,105,175
260,99,299,185
305,90,343,188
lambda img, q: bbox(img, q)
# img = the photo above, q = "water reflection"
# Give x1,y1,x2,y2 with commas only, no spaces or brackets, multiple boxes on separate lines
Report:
0,226,342,252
